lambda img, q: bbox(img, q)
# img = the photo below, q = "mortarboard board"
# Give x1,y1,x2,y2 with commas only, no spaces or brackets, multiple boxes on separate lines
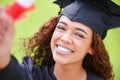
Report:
54,0,120,39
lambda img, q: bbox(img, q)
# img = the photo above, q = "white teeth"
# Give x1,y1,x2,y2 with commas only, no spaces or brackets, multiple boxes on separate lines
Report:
57,45,72,53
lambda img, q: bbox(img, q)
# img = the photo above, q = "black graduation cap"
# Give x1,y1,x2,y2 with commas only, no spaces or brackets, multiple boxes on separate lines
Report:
54,0,120,39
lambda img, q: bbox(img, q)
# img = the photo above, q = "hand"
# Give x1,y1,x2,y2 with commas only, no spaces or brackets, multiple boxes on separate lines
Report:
0,7,15,59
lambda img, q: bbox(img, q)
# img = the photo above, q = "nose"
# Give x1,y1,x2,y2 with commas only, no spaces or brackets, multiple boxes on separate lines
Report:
61,32,72,44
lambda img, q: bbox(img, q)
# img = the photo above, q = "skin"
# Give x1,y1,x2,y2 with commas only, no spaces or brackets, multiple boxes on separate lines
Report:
0,12,15,70
50,15,93,80
0,12,113,80
0,13,93,79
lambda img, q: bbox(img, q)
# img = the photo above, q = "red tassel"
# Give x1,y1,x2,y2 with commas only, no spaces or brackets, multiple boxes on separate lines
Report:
6,2,27,20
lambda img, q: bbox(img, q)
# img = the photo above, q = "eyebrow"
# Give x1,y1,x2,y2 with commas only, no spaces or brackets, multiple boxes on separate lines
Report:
59,21,68,26
58,21,88,35
76,27,88,35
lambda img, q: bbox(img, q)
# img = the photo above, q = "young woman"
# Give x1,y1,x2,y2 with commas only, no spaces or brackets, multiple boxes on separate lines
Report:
0,0,120,80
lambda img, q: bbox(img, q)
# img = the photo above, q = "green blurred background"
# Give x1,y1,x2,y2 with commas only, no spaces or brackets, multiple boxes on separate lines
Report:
0,0,120,80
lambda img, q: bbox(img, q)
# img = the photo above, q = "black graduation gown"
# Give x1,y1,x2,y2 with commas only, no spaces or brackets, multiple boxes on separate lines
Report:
0,55,104,80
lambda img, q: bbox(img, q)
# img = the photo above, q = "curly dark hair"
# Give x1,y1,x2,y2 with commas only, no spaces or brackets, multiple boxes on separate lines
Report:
22,15,113,80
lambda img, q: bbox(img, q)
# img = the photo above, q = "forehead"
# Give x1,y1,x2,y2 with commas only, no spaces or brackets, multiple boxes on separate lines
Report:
59,15,93,32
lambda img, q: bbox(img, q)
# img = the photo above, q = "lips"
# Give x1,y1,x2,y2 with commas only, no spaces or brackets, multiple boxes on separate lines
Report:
56,44,74,55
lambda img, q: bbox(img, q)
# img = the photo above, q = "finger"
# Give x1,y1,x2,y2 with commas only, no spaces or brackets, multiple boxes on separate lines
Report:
0,25,5,41
1,13,13,30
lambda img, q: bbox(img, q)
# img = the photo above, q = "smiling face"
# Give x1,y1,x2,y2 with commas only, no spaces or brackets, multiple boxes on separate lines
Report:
50,15,93,65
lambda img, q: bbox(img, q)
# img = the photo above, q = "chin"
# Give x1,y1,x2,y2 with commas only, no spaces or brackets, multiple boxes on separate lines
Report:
53,55,71,65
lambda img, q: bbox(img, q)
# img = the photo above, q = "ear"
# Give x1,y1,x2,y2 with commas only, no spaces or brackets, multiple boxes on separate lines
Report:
88,48,94,55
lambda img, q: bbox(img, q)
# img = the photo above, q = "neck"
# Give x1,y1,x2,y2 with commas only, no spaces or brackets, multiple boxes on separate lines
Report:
54,63,87,80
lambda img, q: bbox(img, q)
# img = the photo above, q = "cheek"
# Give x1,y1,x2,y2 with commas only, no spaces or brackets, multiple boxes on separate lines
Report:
51,31,61,44
50,37,54,51
50,32,58,50
74,45,89,61
50,31,62,53
74,40,91,55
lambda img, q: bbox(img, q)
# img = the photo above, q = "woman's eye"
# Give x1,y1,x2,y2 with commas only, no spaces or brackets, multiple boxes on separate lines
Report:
74,33,85,38
56,25,65,31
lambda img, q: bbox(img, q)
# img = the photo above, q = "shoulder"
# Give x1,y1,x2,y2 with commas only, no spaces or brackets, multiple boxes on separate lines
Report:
0,55,33,80
0,55,56,80
87,69,105,80
22,56,56,80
